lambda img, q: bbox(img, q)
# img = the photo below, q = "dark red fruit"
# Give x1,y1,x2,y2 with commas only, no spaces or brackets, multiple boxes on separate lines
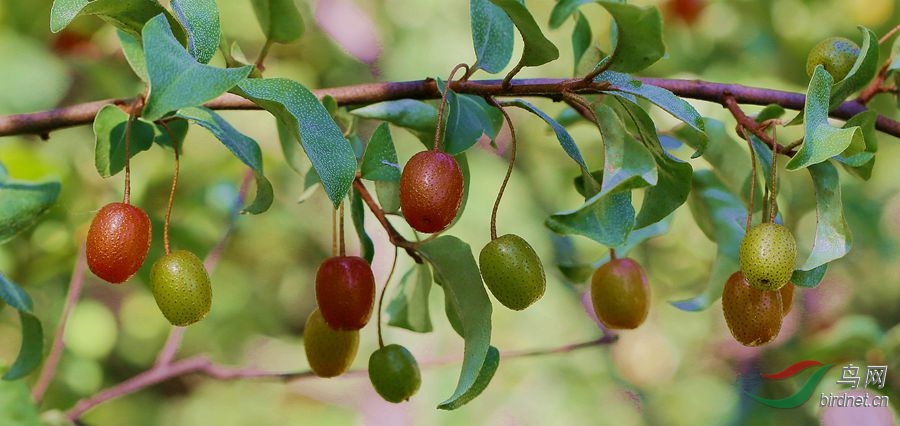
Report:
665,0,706,25
780,283,795,317
86,202,152,284
399,150,464,233
315,256,376,330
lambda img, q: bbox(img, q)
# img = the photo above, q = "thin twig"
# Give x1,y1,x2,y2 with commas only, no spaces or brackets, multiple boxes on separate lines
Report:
722,95,792,156
32,244,87,403
351,178,422,263
2,77,899,138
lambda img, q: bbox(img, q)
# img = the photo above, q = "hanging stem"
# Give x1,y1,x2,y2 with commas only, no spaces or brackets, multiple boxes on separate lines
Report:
123,112,136,204
338,202,346,257
376,246,399,349
331,208,338,258
432,63,470,152
738,127,757,232
609,248,617,260
769,125,778,223
160,123,180,255
487,100,518,241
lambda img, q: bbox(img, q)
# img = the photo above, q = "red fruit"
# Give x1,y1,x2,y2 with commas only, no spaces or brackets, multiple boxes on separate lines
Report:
315,256,376,330
399,150,464,233
781,283,795,317
665,0,706,25
86,202,152,284
722,271,783,346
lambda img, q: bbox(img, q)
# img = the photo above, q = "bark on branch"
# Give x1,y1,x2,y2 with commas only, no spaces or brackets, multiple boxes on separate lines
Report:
1,77,897,138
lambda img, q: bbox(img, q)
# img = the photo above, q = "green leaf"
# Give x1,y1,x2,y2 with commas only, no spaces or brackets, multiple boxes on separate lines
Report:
671,171,744,311
150,118,189,151
418,236,492,410
589,214,672,268
546,191,635,247
51,0,187,44
674,118,751,208
0,272,32,312
488,0,559,67
506,99,599,193
0,180,60,245
796,161,851,272
117,30,148,82
234,78,358,207
142,14,251,121
829,27,879,107
791,264,827,288
375,180,401,214
836,111,877,179
440,85,503,155
387,263,434,333
3,312,42,381
0,374,39,423
351,100,438,140
174,106,273,214
608,97,692,228
571,12,591,75
755,104,786,123
598,71,706,139
361,123,401,182
593,104,657,195
350,189,374,264
171,0,220,64
92,104,155,178
596,2,664,73
250,0,304,44
297,166,321,204
786,66,863,170
276,119,305,174
470,0,514,73
438,346,500,410
549,0,596,28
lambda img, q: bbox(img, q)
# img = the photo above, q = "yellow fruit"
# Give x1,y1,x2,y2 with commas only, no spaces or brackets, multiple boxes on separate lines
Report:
304,309,359,378
590,258,650,330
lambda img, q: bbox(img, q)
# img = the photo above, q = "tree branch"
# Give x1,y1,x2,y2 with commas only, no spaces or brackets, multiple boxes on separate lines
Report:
2,77,898,138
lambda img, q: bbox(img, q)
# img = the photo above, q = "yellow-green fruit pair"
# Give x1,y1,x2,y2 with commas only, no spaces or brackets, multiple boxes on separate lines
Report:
479,234,546,310
806,37,860,81
150,250,212,326
368,344,421,403
739,223,797,291
304,309,359,378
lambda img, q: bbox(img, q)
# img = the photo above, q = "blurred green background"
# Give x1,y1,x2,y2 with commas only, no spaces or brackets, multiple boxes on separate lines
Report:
1,0,899,425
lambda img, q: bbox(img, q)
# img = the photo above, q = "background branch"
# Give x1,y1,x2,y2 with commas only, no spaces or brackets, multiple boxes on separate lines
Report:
1,77,898,139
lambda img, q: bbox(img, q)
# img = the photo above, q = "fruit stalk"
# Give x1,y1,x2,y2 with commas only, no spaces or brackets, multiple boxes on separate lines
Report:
160,122,181,255
431,63,470,152
736,126,757,232
488,100,518,241
376,246,399,349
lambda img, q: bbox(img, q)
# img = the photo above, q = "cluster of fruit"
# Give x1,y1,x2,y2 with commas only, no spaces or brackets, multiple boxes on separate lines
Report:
86,202,211,326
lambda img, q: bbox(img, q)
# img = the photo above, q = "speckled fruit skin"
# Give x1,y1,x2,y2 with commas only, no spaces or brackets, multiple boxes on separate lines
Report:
780,283,795,317
722,271,783,346
806,37,860,81
398,150,464,233
739,223,797,291
304,309,359,378
479,234,546,311
368,344,421,403
315,256,376,330
590,258,650,330
150,250,212,326
86,202,152,284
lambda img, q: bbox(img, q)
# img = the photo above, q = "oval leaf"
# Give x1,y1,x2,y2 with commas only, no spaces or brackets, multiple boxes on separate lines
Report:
2,312,42,381
441,87,503,155
438,346,500,410
235,78,358,207
470,0,514,73
51,0,187,44
0,180,60,245
549,0,596,29
171,0,220,64
349,189,374,263
251,0,304,44
488,0,559,67
93,104,155,178
361,123,400,181
597,1,664,73
142,14,251,121
546,191,635,247
796,161,851,271
386,263,434,333
418,236,492,409
598,71,706,138
830,27,879,107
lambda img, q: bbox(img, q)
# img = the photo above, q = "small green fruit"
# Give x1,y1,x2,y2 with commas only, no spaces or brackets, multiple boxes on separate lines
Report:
479,234,546,310
806,37,860,81
739,223,797,291
304,309,359,378
368,344,421,403
150,250,212,326
722,271,783,346
590,258,650,330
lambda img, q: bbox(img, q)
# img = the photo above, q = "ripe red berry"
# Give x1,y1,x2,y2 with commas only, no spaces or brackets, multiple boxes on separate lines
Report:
315,256,376,330
86,202,152,284
399,150,464,233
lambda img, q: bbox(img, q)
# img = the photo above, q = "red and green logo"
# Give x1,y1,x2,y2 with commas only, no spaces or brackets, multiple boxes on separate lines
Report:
746,360,834,409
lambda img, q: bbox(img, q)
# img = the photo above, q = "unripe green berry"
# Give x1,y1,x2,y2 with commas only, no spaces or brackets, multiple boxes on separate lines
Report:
150,250,212,326
479,234,546,311
806,37,860,81
368,344,421,403
739,223,797,291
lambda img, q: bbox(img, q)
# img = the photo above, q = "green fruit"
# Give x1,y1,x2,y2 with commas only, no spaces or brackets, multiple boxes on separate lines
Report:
304,309,359,378
150,250,212,326
806,37,860,81
739,223,797,291
590,258,650,330
479,234,546,311
722,271,783,346
368,344,421,403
